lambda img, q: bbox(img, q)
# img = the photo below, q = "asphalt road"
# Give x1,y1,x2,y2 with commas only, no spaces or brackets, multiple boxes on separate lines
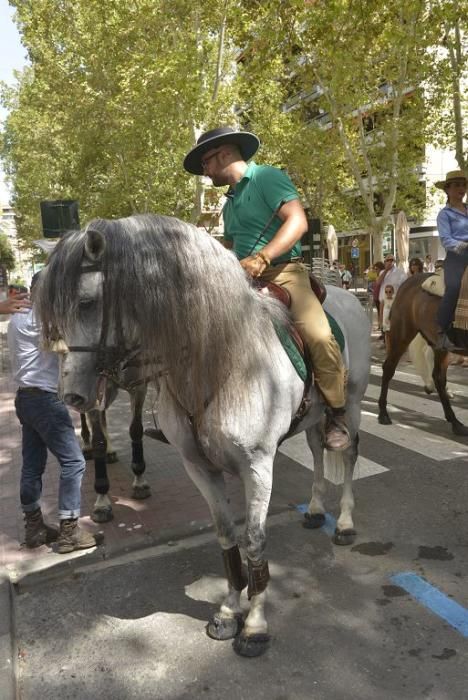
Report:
9,348,468,700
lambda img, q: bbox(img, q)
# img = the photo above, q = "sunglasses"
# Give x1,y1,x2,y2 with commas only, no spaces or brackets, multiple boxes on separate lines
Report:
201,149,223,169
385,258,394,263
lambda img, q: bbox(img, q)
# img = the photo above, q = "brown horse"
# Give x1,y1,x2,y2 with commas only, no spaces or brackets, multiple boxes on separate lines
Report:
378,273,468,436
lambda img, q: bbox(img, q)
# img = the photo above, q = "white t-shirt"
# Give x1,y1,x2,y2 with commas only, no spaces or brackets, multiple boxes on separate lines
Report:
378,266,407,302
7,310,59,392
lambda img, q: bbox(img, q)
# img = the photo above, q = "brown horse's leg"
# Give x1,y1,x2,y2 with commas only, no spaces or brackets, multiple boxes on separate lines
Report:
433,350,468,436
378,328,417,425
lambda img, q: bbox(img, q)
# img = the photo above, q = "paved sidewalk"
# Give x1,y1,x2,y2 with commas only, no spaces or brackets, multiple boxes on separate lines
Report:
0,320,317,580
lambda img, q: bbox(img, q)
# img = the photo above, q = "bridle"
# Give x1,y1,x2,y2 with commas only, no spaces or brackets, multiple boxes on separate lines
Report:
62,263,152,390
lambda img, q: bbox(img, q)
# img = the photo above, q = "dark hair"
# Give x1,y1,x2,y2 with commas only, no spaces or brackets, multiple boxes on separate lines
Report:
409,257,423,274
373,261,385,271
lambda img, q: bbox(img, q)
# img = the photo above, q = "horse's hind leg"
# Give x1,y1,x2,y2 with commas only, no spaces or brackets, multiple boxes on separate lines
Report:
100,411,118,463
305,417,359,545
87,409,113,523
334,435,359,545
130,384,151,499
183,459,245,642
80,413,93,460
433,350,468,436
303,424,327,529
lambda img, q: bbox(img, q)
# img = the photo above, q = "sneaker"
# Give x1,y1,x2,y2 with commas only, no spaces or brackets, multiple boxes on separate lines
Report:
57,518,97,554
24,508,59,548
324,410,351,451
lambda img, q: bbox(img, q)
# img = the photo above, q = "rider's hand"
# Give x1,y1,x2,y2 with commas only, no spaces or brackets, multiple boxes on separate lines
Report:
240,254,269,279
0,293,32,315
454,241,468,255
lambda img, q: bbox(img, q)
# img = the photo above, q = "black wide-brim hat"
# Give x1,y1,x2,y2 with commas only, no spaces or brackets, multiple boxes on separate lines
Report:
183,126,260,175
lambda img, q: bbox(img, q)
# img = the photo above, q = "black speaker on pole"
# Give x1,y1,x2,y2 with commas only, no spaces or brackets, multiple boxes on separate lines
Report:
40,200,80,238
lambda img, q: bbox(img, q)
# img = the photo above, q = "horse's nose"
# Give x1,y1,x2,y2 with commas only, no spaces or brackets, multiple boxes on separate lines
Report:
64,393,87,410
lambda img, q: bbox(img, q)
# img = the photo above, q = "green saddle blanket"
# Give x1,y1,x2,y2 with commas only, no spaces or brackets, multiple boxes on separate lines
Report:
274,312,345,383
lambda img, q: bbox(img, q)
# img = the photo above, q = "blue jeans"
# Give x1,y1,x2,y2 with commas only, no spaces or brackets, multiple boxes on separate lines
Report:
15,390,86,519
437,249,468,331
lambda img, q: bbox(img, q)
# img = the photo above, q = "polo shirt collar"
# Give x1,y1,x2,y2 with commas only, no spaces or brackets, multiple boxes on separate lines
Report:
230,161,257,195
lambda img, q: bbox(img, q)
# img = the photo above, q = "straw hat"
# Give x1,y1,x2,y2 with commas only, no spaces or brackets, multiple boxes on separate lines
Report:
434,170,467,190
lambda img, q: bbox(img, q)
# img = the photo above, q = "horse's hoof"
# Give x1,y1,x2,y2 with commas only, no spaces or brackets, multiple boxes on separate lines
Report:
303,512,326,529
91,507,114,523
424,385,433,395
82,447,93,460
206,613,243,641
333,528,356,546
233,632,270,657
451,421,468,437
378,414,392,425
132,484,151,500
106,451,118,464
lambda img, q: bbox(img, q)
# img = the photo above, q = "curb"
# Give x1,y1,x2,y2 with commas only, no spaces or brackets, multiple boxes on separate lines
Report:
0,572,17,700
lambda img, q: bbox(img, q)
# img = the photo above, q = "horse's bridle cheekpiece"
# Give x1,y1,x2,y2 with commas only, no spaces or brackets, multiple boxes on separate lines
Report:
183,126,260,175
62,263,146,389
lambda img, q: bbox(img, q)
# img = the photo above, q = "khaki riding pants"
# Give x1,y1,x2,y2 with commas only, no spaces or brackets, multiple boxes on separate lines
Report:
261,262,345,408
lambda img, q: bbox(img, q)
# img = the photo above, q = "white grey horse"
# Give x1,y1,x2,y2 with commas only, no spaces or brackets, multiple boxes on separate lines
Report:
37,214,370,658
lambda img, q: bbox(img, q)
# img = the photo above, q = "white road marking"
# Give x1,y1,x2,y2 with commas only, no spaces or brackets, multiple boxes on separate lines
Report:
278,432,388,484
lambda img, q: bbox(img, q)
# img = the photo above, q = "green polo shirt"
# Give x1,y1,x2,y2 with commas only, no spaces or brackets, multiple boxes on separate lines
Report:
222,161,302,263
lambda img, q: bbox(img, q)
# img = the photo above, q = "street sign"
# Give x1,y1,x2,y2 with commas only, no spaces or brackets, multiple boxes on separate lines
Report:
351,247,360,258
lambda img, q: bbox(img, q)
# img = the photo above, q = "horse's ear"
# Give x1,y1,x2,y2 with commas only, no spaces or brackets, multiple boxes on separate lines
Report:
84,227,105,261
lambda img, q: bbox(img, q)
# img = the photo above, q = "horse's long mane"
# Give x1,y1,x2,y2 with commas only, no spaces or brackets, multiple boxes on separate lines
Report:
38,214,289,420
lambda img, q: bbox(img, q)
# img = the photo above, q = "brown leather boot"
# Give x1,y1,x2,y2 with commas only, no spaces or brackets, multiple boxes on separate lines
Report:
24,508,59,548
57,519,97,554
324,408,351,452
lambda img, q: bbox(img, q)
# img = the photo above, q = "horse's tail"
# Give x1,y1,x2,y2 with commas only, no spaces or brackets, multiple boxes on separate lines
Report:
324,451,361,483
408,333,435,393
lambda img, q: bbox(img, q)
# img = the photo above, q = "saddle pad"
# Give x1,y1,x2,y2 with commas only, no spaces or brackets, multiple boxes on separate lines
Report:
325,312,345,354
274,320,308,382
454,267,468,330
421,269,444,297
273,312,345,383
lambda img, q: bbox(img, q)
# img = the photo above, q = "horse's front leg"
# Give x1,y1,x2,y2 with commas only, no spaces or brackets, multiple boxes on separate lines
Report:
87,409,113,523
378,324,416,425
234,455,274,658
129,384,151,499
183,459,246,641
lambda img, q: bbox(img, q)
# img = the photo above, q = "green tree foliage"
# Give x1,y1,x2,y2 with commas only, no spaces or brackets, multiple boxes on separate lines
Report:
1,0,240,245
0,234,16,271
1,0,464,260
425,1,467,171
232,0,429,258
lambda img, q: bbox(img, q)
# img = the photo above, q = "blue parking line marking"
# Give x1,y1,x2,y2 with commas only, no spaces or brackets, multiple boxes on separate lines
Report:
295,504,336,536
390,572,468,638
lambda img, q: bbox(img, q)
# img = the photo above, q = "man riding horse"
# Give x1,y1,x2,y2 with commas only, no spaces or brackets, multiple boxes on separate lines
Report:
435,169,468,350
183,126,350,451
